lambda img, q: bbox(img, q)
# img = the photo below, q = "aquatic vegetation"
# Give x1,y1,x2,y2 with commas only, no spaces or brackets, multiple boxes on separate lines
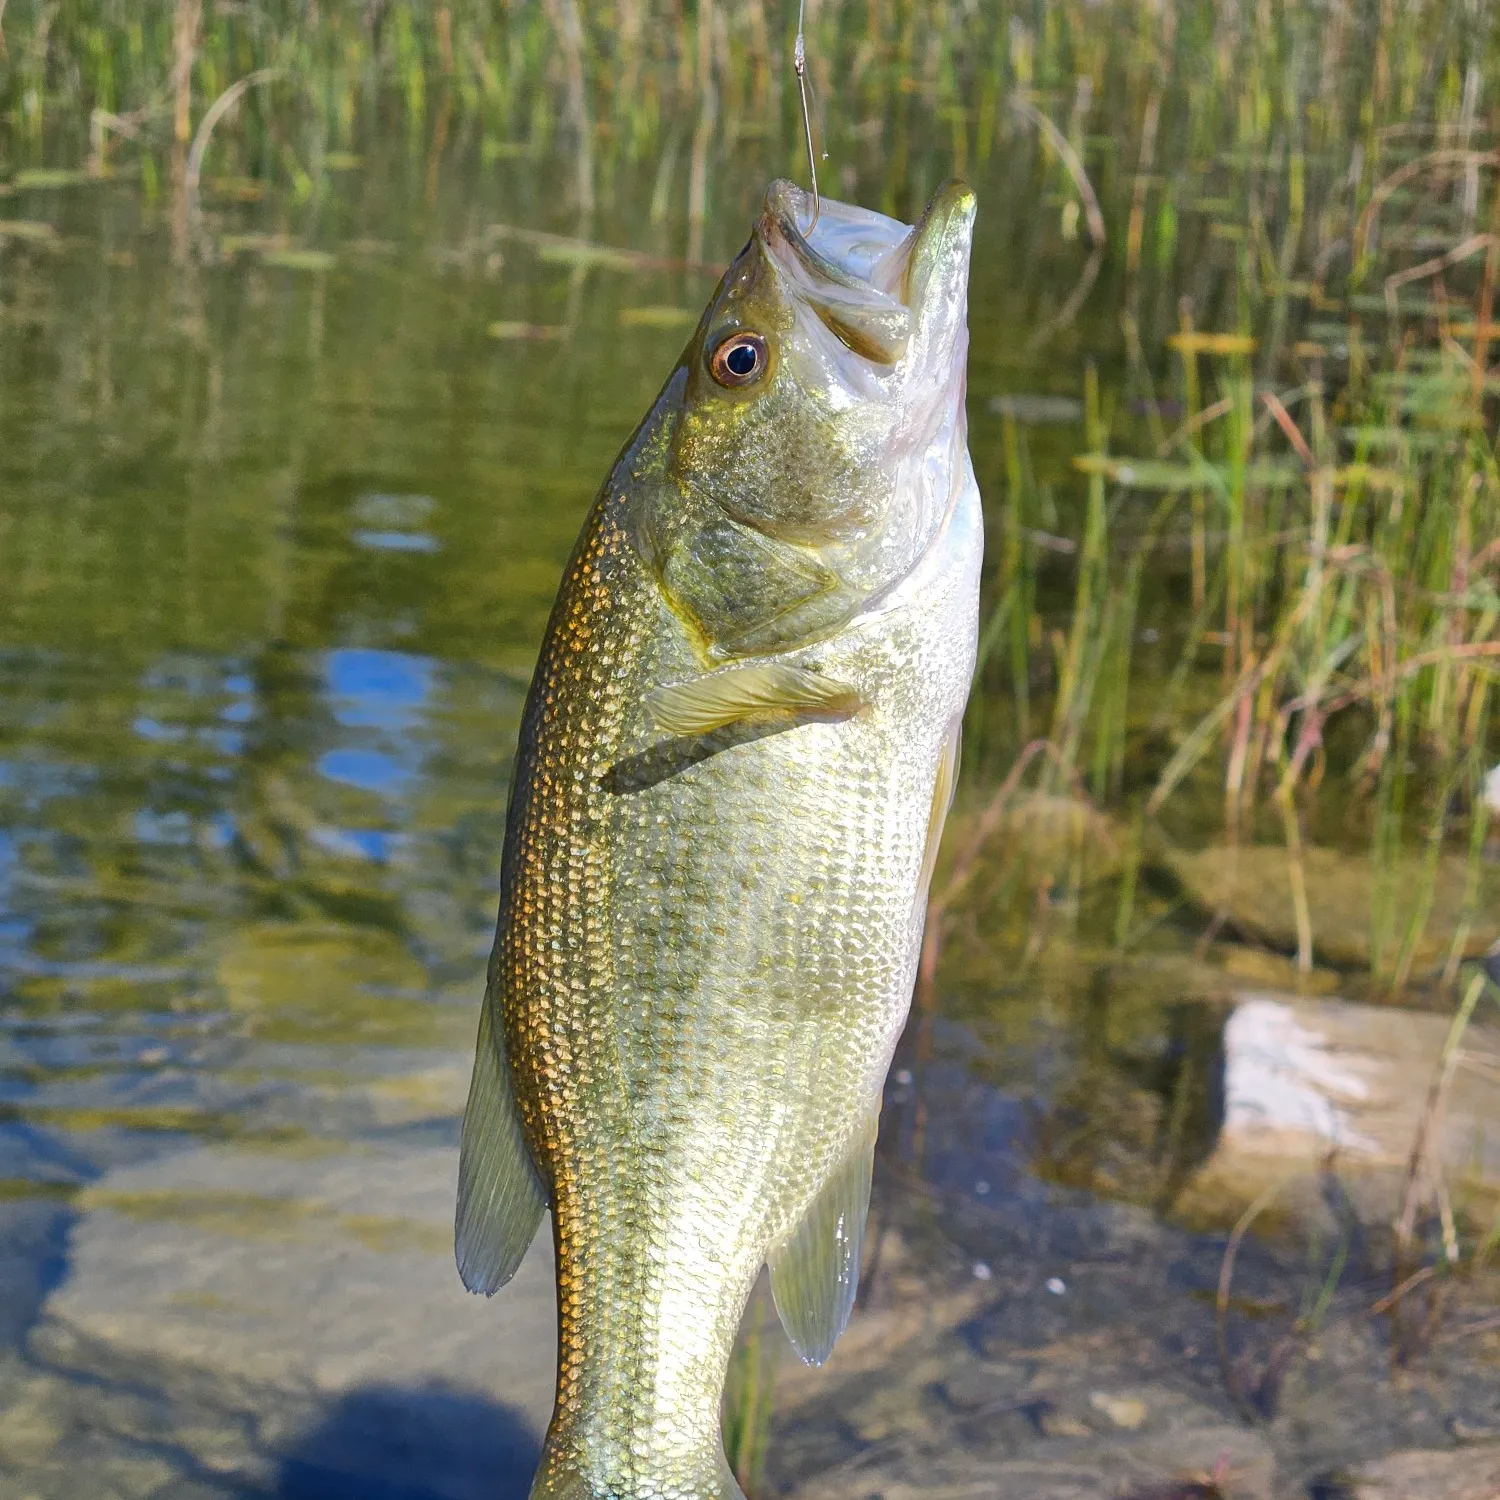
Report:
3,7,1496,956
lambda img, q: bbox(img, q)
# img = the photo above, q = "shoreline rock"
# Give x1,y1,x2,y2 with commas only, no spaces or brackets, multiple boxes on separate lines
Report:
19,1141,557,1497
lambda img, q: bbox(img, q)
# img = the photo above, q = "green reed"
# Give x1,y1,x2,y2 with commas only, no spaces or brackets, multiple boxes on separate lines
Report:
969,328,1496,987
1089,297,1495,984
4,1,1496,960
0,0,1492,220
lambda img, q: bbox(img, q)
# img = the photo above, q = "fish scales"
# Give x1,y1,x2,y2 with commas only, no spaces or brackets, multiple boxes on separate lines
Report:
458,178,980,1500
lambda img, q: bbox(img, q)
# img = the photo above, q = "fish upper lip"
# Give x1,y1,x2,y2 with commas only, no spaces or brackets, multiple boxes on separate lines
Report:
760,178,976,309
760,180,911,298
765,189,886,292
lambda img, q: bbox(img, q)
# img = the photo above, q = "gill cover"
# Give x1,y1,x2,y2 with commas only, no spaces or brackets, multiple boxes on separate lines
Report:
635,180,977,659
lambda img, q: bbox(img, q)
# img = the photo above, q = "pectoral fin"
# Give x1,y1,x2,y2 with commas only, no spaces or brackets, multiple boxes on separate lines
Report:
647,663,863,737
455,989,547,1294
768,1112,878,1365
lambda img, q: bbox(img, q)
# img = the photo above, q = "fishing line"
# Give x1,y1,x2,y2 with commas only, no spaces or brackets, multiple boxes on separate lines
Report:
794,0,821,234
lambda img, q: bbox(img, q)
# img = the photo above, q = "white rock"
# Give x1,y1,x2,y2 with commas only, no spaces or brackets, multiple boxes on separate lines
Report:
1222,997,1377,1152
1181,992,1500,1227
1344,1443,1500,1500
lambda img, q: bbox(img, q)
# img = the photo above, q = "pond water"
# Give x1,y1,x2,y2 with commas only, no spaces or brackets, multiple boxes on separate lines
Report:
1,67,1499,1500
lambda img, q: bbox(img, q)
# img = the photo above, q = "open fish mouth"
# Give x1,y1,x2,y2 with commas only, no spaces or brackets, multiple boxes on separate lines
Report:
756,179,977,368
763,182,916,291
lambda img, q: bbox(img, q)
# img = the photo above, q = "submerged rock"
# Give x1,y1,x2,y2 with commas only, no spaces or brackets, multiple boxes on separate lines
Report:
782,1415,1275,1500
24,1141,556,1496
1089,1390,1147,1429
215,920,461,1047
1165,844,1499,973
1335,1443,1500,1499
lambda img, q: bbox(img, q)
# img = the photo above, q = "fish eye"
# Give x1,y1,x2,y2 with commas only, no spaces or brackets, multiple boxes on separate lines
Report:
708,331,768,389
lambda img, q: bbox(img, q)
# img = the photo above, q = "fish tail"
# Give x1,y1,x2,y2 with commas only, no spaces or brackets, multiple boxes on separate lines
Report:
528,1438,746,1500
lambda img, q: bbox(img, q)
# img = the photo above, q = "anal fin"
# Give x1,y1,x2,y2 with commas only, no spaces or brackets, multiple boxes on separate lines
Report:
455,988,547,1294
647,663,862,737
768,1112,878,1366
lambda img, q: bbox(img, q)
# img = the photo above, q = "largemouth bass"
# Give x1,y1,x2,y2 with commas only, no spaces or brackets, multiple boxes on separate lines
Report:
456,178,980,1500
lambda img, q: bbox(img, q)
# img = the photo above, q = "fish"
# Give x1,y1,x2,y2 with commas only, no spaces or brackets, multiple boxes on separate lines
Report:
455,177,980,1500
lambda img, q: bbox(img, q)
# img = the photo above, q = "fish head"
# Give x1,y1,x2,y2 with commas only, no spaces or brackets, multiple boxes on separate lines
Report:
645,179,977,656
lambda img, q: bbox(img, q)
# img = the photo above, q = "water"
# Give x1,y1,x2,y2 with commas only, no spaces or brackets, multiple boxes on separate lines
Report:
1,122,1498,1500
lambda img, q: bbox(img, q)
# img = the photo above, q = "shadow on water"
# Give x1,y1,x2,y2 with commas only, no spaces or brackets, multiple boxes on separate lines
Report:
276,1383,540,1500
0,1200,74,1349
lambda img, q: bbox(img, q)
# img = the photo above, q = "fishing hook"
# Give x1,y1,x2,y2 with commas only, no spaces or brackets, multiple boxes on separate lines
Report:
794,0,821,235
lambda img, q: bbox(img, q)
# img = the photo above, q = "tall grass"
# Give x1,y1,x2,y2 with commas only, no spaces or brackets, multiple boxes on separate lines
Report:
971,339,1497,983
3,0,1494,975
1,1,1495,227
956,0,1499,986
